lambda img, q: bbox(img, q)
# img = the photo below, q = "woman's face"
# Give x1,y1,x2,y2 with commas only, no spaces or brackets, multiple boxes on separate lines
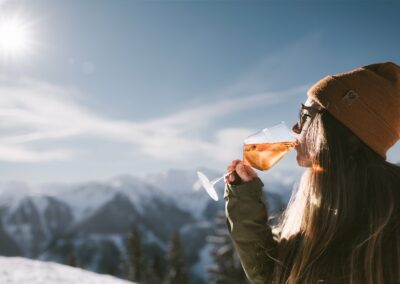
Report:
292,98,322,168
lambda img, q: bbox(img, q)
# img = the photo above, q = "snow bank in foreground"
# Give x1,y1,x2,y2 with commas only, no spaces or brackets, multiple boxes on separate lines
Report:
0,257,133,284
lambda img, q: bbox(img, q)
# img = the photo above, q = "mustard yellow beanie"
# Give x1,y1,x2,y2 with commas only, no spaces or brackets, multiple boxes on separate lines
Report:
307,61,400,160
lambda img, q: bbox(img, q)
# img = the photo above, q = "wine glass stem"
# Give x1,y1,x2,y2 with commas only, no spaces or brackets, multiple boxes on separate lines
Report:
211,170,234,185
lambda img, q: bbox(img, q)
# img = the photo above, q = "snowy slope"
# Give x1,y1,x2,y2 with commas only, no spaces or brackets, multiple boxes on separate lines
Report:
0,257,134,284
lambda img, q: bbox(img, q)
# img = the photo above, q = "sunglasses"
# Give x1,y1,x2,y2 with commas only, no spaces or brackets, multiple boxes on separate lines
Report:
295,103,326,134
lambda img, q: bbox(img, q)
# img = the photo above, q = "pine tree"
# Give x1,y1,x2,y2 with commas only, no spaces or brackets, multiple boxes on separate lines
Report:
141,254,164,284
207,210,248,284
165,231,189,284
151,253,164,283
65,252,77,267
127,224,142,282
107,264,117,276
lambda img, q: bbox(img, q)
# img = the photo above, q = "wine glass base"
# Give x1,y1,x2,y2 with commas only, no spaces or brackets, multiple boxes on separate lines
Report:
197,171,219,201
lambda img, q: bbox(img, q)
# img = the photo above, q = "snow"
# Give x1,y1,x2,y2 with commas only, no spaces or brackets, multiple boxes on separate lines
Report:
55,175,165,221
146,168,218,219
5,224,32,253
143,228,166,249
57,183,118,222
0,181,32,214
0,168,228,225
31,196,51,239
0,175,164,224
0,257,134,284
180,221,211,235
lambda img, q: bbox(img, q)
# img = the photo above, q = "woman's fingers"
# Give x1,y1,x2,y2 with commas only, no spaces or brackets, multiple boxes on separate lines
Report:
227,159,241,171
224,171,237,183
235,162,250,182
235,162,257,182
225,160,258,184
226,160,241,173
225,159,241,183
228,173,236,183
244,164,258,178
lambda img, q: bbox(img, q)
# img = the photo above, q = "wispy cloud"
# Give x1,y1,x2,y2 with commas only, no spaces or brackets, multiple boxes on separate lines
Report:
0,76,307,164
144,85,305,131
0,0,10,6
0,144,74,162
0,33,327,169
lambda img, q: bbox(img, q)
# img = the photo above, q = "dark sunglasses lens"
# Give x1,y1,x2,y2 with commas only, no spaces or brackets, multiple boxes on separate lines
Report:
293,122,301,134
299,108,306,131
298,109,303,128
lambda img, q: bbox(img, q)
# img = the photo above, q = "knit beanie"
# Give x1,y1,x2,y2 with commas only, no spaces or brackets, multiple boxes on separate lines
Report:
307,61,400,160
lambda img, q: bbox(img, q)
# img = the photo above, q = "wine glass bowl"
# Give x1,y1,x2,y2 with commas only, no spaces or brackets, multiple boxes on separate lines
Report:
197,121,298,201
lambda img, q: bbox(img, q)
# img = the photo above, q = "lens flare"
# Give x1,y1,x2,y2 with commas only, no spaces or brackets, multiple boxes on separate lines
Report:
312,164,325,173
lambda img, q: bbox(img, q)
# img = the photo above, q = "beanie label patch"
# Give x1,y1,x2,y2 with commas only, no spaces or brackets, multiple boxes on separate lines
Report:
341,90,359,106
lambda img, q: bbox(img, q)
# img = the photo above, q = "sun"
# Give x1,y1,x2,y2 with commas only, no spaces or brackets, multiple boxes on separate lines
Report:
0,14,33,58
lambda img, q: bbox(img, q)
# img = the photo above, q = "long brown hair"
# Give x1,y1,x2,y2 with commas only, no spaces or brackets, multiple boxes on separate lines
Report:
272,110,400,283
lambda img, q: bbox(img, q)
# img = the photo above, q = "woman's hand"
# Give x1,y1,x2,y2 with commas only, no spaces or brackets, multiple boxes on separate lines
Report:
225,159,258,184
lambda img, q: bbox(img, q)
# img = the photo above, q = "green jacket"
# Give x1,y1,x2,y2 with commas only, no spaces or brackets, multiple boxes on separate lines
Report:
225,176,400,284
224,177,278,284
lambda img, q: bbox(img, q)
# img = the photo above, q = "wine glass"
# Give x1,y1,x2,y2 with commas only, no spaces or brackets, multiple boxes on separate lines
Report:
197,121,298,201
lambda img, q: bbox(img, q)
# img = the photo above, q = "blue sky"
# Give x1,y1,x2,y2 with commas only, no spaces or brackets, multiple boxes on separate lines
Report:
0,0,399,183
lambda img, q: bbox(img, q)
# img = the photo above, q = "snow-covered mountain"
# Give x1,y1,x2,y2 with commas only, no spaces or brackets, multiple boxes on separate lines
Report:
0,256,134,284
0,168,297,283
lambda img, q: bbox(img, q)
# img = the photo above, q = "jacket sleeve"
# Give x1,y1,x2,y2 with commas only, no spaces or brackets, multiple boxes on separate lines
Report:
224,177,278,284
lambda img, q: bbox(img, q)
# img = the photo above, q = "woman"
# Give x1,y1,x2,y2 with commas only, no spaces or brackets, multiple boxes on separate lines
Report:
224,62,400,284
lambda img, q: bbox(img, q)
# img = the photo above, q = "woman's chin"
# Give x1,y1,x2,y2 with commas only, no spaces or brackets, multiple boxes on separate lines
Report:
296,155,312,168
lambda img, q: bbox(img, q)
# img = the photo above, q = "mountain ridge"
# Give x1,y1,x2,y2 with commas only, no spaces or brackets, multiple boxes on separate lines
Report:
0,167,295,283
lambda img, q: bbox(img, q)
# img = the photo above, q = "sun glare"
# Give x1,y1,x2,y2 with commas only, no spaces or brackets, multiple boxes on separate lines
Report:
0,14,33,58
